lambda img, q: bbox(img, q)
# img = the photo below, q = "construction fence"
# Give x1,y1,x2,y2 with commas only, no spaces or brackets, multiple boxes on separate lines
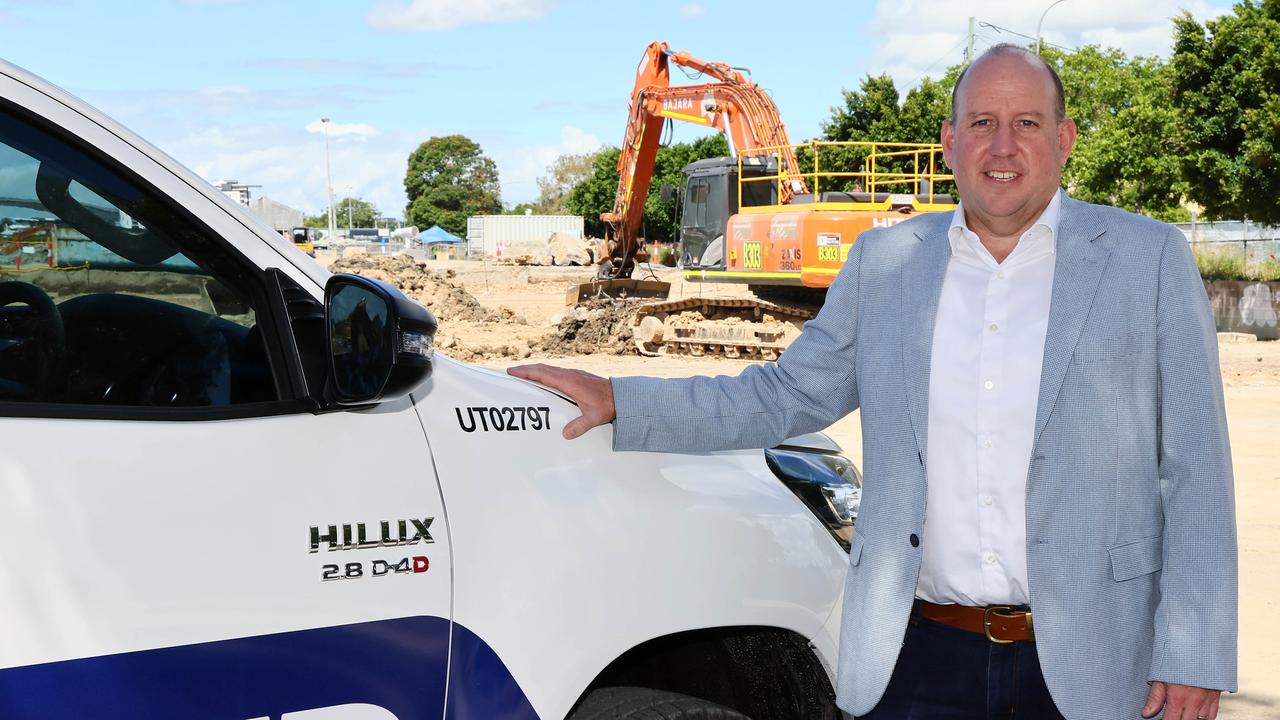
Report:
1175,220,1280,264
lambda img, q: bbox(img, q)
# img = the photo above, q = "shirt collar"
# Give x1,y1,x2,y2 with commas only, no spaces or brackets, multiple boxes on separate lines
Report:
947,189,1062,260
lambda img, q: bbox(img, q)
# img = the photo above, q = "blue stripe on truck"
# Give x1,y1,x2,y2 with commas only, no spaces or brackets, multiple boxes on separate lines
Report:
0,616,538,719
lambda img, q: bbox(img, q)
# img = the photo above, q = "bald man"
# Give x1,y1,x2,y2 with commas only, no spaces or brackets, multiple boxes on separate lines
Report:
512,44,1236,720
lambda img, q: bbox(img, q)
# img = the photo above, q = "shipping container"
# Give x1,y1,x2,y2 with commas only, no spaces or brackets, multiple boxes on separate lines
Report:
465,214,585,258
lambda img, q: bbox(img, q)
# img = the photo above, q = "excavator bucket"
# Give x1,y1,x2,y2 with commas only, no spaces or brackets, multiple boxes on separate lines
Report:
567,278,671,305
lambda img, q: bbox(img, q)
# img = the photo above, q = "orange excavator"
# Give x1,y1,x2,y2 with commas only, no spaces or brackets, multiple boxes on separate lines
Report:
578,41,956,359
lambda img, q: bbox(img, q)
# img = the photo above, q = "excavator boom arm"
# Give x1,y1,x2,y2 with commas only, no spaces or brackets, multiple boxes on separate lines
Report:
601,41,805,278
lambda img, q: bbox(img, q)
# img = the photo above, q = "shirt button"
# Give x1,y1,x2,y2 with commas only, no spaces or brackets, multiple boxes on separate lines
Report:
984,380,994,390
983,496,994,506
988,323,999,333
909,533,920,548
996,270,1006,280
985,553,997,565
983,438,993,448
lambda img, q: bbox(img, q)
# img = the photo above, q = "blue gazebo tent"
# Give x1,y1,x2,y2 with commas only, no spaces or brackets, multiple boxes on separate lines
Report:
417,225,464,245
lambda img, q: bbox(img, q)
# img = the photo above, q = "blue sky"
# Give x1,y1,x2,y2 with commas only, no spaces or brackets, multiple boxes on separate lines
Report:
0,0,1231,221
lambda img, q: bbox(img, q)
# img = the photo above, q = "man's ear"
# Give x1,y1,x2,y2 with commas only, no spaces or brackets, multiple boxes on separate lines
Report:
941,119,955,167
1057,118,1078,164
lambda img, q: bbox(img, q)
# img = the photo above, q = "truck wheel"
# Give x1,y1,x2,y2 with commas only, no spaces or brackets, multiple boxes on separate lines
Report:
570,687,752,720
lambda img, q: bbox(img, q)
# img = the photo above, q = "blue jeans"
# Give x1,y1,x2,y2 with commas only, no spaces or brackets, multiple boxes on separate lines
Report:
855,610,1066,719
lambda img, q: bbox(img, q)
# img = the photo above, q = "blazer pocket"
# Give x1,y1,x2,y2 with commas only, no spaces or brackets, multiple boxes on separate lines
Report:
1109,535,1163,581
849,530,865,566
1072,334,1139,364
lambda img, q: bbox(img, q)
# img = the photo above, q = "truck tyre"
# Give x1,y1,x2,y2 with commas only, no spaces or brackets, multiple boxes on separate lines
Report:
570,687,753,720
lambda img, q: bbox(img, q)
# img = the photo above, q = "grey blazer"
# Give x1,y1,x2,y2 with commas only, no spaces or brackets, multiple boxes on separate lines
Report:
611,197,1237,719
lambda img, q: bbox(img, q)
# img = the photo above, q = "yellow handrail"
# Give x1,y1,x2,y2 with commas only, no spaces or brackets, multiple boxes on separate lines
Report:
736,140,955,207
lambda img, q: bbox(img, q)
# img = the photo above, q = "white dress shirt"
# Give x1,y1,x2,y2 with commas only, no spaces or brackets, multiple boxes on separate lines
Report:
916,190,1062,607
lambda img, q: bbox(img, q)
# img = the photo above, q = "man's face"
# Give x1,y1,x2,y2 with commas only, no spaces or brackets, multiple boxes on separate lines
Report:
941,54,1077,239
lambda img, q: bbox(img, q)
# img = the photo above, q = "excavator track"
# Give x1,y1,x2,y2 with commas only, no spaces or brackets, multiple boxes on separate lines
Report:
631,297,816,360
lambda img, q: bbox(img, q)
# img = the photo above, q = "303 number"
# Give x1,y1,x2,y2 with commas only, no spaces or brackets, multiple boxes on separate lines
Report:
742,242,762,269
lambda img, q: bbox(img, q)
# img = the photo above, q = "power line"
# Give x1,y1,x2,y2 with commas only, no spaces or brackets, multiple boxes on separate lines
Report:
977,20,1075,52
905,35,969,89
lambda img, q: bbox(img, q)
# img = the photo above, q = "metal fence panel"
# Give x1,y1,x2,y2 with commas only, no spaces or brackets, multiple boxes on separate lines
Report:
1174,220,1280,264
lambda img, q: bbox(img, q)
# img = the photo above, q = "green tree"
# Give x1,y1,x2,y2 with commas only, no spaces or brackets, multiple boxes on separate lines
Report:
564,147,620,238
816,74,953,195
403,134,502,236
504,202,537,215
897,77,952,144
1051,49,1190,221
1171,0,1280,223
564,134,730,242
821,74,902,141
305,197,382,229
535,152,598,214
339,197,381,228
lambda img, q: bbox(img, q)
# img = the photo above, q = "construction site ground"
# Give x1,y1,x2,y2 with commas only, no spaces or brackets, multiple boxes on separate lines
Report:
327,254,1280,718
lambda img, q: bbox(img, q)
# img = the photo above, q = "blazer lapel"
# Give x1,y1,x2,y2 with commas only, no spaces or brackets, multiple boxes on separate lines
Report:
1032,198,1110,443
901,223,953,461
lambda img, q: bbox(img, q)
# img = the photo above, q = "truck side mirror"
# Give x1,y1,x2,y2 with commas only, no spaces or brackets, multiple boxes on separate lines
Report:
325,274,437,405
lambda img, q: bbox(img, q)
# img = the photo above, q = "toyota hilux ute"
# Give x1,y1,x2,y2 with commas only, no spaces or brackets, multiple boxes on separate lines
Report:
0,58,861,720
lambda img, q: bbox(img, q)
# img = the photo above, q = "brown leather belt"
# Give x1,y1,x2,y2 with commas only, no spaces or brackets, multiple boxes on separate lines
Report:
916,600,1034,643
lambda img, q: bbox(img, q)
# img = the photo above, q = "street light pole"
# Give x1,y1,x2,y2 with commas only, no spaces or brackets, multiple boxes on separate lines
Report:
1036,0,1067,54
344,185,353,232
321,117,337,244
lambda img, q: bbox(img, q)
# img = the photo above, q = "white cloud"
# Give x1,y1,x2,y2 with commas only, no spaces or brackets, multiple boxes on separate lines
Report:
366,0,554,32
680,3,705,18
490,125,604,205
158,124,436,220
304,119,380,139
868,0,1229,89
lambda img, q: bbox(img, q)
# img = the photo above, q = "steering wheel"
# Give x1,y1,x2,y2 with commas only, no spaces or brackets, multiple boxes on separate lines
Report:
0,281,66,401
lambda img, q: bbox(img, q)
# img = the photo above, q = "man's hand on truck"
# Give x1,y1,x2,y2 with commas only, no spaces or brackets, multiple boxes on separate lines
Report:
507,364,616,440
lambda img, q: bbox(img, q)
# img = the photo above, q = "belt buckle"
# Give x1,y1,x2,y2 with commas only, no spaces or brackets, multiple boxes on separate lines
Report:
983,605,1015,644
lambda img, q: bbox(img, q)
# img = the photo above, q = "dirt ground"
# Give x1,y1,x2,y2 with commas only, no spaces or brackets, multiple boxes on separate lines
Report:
337,255,1280,717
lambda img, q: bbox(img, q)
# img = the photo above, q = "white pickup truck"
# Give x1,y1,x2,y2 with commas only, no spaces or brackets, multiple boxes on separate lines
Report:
0,58,861,720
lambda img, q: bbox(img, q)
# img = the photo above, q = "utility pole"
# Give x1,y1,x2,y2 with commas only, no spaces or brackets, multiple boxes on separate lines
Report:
321,118,337,244
344,185,353,232
966,16,975,64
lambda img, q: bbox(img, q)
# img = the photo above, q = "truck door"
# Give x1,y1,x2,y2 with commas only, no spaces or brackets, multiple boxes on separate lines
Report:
0,94,451,718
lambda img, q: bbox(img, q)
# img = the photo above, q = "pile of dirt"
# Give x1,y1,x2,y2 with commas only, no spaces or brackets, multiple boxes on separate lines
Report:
332,254,544,361
331,255,521,325
542,297,644,356
437,334,540,363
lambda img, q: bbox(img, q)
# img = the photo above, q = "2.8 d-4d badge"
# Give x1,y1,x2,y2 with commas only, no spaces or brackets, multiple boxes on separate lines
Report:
309,517,435,583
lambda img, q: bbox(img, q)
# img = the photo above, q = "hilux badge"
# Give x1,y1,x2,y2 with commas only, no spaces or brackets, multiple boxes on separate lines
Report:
309,518,435,553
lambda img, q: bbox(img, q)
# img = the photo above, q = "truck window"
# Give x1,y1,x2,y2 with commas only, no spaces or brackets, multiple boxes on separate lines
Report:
683,178,709,230
0,105,277,408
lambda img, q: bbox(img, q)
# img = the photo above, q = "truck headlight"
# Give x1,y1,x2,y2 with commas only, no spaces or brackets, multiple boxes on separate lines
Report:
765,446,862,551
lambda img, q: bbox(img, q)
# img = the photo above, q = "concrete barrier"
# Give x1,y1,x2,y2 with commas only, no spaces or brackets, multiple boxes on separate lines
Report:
1204,279,1280,340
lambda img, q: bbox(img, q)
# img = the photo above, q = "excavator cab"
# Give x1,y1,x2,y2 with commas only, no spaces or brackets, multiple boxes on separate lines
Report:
568,157,779,304
678,157,776,271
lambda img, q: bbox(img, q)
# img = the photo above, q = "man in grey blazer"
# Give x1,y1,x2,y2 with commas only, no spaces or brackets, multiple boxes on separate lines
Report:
512,44,1235,720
